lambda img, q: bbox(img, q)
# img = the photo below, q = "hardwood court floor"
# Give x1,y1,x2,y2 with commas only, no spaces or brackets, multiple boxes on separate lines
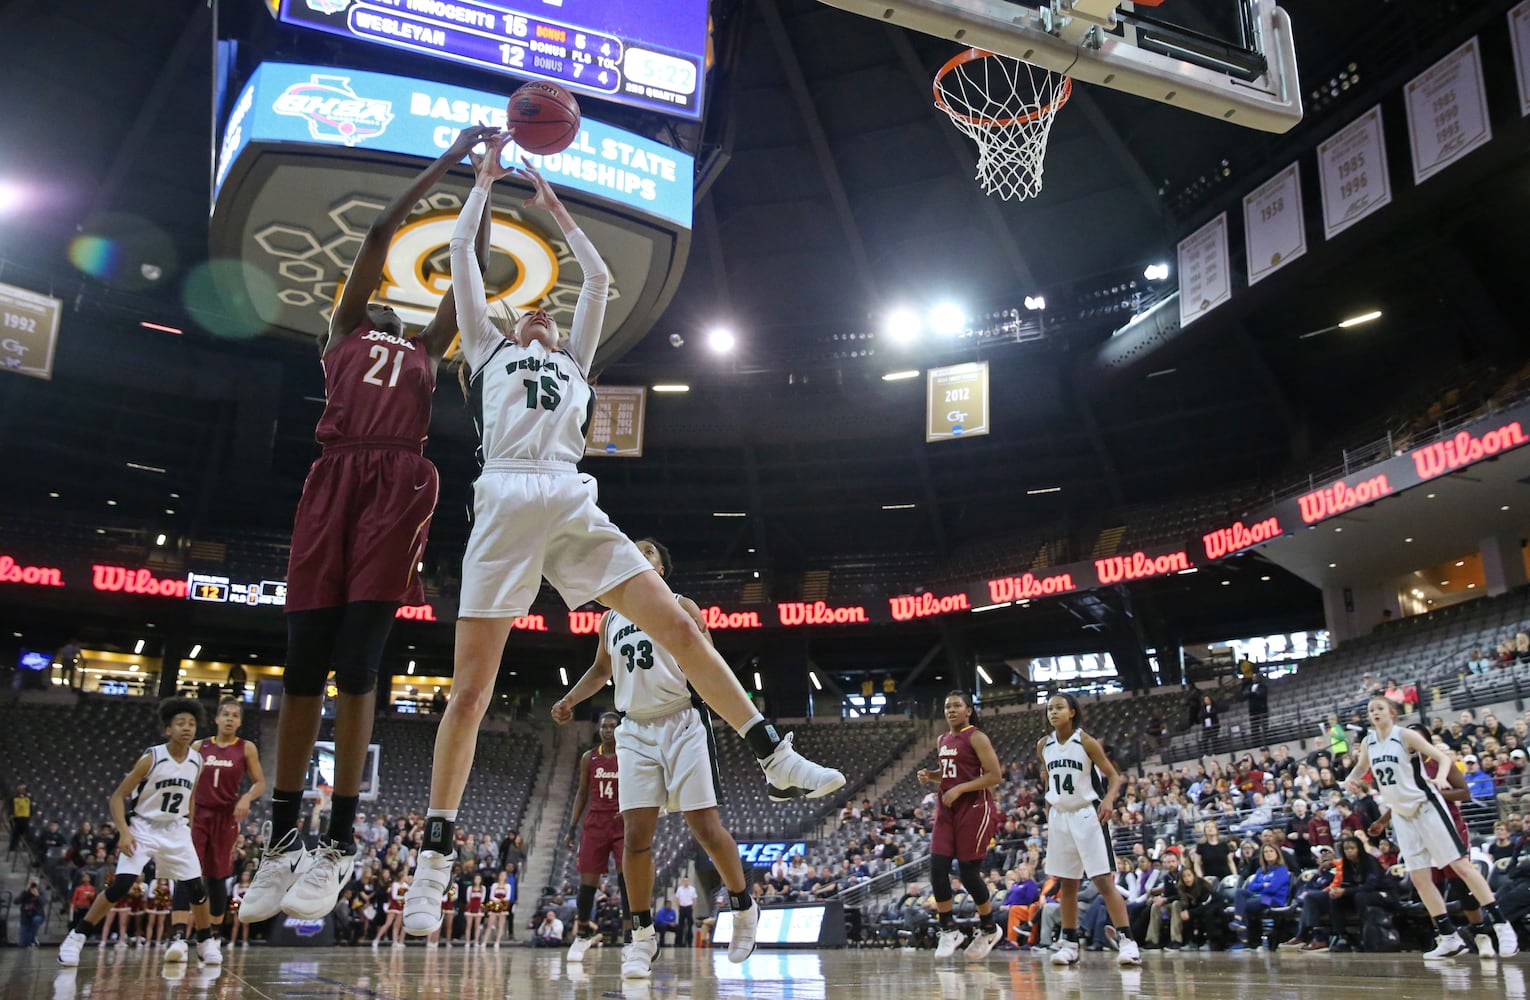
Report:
7,942,1527,1000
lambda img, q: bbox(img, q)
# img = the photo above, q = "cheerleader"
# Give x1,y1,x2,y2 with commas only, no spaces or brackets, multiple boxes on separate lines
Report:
464,873,486,946
125,881,146,947
228,873,251,947
101,873,133,948
379,874,408,947
147,878,172,947
433,881,457,948
486,871,512,946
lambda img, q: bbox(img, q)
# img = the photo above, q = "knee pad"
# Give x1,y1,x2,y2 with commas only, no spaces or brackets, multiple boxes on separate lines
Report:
958,861,989,905
206,877,228,916
171,880,189,911
178,878,208,907
929,855,954,904
104,874,139,904
285,608,343,697
331,602,396,695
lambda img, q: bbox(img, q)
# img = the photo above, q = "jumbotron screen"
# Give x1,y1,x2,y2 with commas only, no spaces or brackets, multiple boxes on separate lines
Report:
273,0,708,119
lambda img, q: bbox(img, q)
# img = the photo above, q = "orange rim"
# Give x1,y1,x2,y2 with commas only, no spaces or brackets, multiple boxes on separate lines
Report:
933,48,1073,128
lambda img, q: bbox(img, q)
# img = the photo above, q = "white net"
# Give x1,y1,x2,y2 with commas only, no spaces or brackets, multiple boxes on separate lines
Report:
934,50,1072,201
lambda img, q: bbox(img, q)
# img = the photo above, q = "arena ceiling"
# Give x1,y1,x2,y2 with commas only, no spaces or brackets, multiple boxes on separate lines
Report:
1,1,1528,677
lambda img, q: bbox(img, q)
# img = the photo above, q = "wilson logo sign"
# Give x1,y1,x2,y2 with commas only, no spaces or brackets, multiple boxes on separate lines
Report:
888,592,971,620
1095,551,1191,585
1296,474,1393,524
777,602,868,626
986,572,1077,603
1202,517,1283,561
1411,421,1528,480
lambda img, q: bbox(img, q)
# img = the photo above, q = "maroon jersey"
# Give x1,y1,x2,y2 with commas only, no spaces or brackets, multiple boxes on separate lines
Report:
194,737,248,812
937,726,988,807
1423,758,1470,884
313,325,435,447
586,749,619,816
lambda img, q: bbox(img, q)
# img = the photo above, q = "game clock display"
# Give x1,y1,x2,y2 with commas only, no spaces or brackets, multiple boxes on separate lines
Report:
274,0,707,119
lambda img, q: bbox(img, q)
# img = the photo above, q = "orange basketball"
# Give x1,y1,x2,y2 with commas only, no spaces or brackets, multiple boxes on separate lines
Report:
507,81,581,155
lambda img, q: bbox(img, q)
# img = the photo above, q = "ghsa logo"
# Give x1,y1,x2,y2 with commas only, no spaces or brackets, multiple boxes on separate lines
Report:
274,75,393,148
305,0,352,13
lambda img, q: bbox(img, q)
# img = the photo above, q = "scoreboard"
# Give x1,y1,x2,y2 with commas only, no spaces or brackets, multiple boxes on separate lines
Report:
273,0,708,119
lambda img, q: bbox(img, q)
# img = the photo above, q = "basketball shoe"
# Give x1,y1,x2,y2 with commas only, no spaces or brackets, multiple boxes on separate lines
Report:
729,898,759,963
56,931,86,967
1049,939,1080,966
239,828,306,923
403,850,456,935
566,932,597,964
282,840,354,919
196,937,222,965
964,925,1003,961
934,928,965,959
622,925,659,979
759,732,844,802
163,939,189,963
1423,931,1466,959
1495,921,1518,957
1117,936,1141,966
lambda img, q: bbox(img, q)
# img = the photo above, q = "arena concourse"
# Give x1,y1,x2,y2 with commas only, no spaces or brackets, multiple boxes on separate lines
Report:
1,1,1529,997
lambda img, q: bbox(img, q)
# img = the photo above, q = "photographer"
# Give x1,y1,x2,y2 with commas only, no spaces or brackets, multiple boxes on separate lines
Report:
19,877,46,948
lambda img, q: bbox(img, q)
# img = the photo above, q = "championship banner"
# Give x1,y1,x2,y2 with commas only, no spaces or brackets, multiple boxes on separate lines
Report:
1317,106,1392,240
1242,163,1306,286
1404,37,1492,184
0,281,62,381
584,385,646,457
1177,212,1231,326
1512,2,1530,117
925,362,989,442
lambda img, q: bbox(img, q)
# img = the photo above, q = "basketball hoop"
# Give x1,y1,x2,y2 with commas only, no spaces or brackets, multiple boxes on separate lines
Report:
933,48,1072,202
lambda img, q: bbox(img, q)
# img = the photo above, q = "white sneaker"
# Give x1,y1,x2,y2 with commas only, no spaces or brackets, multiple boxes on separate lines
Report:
282,840,354,919
57,930,86,967
1117,937,1142,966
1496,922,1519,958
163,940,189,963
1050,940,1080,966
1475,932,1497,959
197,938,222,965
729,899,759,963
239,829,306,923
934,929,965,959
622,926,659,979
403,850,456,935
392,940,405,948
759,731,845,802
1423,931,1466,959
963,926,1003,962
427,941,438,949
567,935,596,964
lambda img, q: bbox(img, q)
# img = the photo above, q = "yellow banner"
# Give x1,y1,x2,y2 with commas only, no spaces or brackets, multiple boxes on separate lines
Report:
926,362,989,442
584,385,647,457
0,281,61,381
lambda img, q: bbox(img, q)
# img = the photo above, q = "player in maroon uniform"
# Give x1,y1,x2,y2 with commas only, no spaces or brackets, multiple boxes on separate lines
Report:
565,711,629,962
917,690,1003,961
1369,724,1508,957
241,125,501,925
171,698,263,944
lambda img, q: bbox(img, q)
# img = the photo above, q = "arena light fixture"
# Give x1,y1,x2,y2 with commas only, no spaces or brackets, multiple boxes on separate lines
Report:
706,327,737,354
651,384,690,393
155,533,166,546
139,322,182,336
809,671,822,690
970,602,1012,613
134,639,145,654
713,511,746,518
1023,295,1046,311
754,671,763,690
1260,576,1270,582
1144,263,1171,281
189,644,202,658
1338,310,1381,328
976,665,994,685
559,667,569,686
882,307,922,344
881,503,916,510
407,660,416,675
882,370,920,381
1026,487,1061,495
928,302,967,336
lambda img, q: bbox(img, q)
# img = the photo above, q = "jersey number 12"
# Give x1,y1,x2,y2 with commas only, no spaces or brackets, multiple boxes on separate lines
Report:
159,792,185,815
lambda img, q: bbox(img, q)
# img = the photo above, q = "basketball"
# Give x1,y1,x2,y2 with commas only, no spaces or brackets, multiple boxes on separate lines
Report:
506,81,580,156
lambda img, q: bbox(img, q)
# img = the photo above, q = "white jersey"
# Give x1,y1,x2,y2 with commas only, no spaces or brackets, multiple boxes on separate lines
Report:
1042,730,1101,812
1365,727,1441,818
128,743,203,825
606,600,692,720
453,185,606,468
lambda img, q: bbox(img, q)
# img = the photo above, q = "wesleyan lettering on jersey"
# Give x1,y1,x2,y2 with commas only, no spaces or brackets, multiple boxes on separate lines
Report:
152,775,195,794
505,355,572,381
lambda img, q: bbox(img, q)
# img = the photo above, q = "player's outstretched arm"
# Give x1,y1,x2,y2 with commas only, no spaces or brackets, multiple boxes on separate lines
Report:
422,151,496,362
514,161,607,375
329,125,500,350
552,615,614,724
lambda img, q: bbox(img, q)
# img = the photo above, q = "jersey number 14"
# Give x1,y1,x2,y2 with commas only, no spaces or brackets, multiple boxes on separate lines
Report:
1051,773,1076,796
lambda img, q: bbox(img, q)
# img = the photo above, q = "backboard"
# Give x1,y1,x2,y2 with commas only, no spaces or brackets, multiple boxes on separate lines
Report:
818,0,1303,132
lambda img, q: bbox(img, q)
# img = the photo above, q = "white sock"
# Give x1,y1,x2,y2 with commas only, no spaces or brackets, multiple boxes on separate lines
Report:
426,809,458,820
735,712,764,737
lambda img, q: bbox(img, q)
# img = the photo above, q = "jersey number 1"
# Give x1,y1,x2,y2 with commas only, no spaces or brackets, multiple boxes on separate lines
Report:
363,345,405,387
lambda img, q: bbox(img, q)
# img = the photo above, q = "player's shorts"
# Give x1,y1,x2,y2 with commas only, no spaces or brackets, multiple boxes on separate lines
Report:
1393,801,1468,872
1044,805,1114,880
191,810,239,881
578,810,625,874
931,794,997,863
117,820,201,882
616,705,720,814
286,441,438,612
458,460,653,618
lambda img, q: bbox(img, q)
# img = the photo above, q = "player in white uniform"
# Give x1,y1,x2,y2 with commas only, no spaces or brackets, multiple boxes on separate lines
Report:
404,134,842,933
1038,693,1139,968
58,699,219,968
1347,696,1518,959
554,538,761,980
